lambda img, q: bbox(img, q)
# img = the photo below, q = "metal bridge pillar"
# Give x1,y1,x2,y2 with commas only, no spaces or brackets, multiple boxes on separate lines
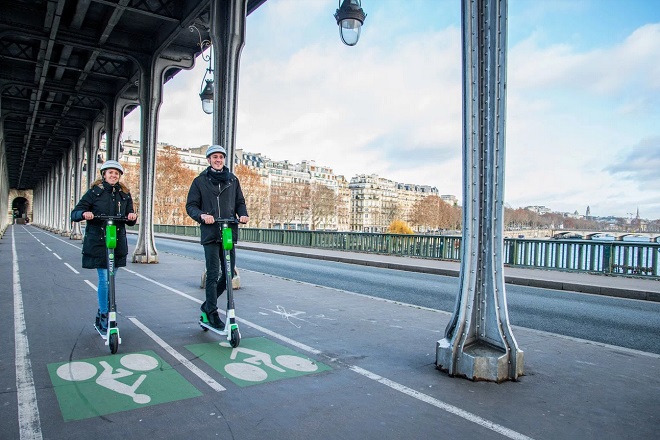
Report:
87,118,104,189
210,0,247,171
131,53,193,264
61,147,73,236
70,126,87,240
436,0,523,382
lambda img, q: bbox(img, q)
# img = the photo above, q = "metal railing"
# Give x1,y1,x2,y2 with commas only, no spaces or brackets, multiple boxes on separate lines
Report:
132,224,660,279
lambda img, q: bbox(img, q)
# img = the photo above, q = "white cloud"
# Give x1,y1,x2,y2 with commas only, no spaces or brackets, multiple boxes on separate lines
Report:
125,2,660,220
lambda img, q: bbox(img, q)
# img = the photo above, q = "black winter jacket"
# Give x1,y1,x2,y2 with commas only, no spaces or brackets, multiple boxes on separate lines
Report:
71,181,136,269
186,167,248,245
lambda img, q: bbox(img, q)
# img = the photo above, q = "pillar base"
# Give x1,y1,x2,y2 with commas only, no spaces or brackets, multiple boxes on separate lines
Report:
70,233,82,240
436,339,523,383
133,254,159,264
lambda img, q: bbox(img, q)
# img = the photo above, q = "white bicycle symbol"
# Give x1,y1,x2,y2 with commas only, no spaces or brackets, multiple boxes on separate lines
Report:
56,353,158,404
220,342,319,382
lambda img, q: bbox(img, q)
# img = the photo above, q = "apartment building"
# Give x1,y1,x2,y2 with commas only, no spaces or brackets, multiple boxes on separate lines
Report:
106,140,451,231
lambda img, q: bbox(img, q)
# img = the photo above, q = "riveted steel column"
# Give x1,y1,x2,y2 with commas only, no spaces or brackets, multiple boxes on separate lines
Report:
103,97,116,161
88,119,104,188
132,60,160,263
110,97,136,160
61,148,73,236
210,0,247,171
132,53,194,263
71,126,88,240
436,0,523,382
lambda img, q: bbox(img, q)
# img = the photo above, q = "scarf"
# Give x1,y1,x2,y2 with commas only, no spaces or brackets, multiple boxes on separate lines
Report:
208,166,230,185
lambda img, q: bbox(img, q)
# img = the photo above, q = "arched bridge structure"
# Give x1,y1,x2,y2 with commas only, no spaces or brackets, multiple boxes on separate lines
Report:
0,0,266,260
2,0,526,382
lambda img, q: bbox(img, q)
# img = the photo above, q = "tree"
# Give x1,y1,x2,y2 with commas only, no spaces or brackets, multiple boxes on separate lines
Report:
410,195,461,231
119,161,140,217
309,182,337,230
270,181,303,228
154,146,197,225
388,219,413,234
119,146,197,225
234,164,269,227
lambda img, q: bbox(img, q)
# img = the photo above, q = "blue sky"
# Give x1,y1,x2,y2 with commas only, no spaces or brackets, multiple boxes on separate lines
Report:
124,0,660,220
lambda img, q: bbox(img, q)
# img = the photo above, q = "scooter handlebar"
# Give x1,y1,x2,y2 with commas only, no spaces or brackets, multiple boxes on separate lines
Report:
214,217,246,225
93,214,130,222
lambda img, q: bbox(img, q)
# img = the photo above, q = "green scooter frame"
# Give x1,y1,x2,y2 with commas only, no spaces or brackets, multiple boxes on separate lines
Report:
94,215,126,354
199,217,241,348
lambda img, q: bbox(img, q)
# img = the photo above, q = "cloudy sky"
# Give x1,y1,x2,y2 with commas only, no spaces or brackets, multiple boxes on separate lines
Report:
124,0,660,220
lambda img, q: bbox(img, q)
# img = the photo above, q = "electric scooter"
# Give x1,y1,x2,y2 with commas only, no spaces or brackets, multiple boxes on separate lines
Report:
94,214,128,354
199,217,242,348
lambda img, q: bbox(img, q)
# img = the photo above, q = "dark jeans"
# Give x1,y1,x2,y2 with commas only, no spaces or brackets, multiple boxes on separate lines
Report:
202,242,236,313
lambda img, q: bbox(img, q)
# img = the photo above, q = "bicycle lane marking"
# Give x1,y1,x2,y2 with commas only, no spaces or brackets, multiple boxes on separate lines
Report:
128,317,226,392
19,229,218,420
125,267,536,440
185,338,331,387
47,351,202,421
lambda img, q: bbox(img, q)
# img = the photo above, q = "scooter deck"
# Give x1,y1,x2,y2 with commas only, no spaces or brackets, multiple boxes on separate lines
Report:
199,319,228,335
94,324,108,340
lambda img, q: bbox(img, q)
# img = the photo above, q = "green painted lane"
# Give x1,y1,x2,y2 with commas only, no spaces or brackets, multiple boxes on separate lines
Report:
48,351,201,421
186,337,331,387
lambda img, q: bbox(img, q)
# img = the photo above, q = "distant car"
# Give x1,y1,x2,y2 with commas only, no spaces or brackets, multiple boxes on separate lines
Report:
552,232,583,240
619,235,649,243
589,234,615,241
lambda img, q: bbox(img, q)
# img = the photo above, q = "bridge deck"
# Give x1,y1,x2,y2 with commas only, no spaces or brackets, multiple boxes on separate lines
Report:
1,224,658,440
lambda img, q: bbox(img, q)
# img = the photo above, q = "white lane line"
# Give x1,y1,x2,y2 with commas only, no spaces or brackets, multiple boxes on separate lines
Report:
122,268,201,303
52,253,62,260
44,246,52,251
64,263,79,274
123,268,321,355
12,228,43,440
128,317,226,392
84,280,96,290
350,365,534,440
123,268,532,439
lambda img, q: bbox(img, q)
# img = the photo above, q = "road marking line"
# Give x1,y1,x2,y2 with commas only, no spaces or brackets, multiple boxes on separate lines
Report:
52,253,62,260
64,263,79,274
350,365,534,440
128,318,225,392
12,228,43,440
84,280,96,290
122,268,201,303
123,268,532,439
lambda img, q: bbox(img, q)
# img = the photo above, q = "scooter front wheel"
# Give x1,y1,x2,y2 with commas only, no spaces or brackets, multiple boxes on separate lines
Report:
230,328,240,348
109,332,119,354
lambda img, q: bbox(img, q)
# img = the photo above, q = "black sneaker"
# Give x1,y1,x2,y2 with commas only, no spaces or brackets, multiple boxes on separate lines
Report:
95,310,101,327
98,313,108,332
207,311,225,330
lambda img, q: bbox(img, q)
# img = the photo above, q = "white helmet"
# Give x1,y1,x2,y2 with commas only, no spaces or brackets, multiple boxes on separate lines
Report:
99,160,124,175
206,145,227,158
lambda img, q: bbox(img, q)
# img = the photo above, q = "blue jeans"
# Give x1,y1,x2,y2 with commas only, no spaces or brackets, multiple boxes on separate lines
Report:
202,243,236,313
96,268,118,314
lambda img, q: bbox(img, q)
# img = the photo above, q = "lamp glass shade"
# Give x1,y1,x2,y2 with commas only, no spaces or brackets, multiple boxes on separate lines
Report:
199,79,214,114
201,98,213,114
339,19,362,46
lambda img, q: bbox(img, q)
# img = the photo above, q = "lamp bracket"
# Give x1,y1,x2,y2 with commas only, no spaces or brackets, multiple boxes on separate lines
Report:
189,24,212,61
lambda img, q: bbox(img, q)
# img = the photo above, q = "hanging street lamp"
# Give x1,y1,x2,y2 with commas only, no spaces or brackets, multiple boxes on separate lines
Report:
190,24,214,114
334,0,367,46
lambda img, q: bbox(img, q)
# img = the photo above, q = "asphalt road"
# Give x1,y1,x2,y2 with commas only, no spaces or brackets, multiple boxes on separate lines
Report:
142,236,660,355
